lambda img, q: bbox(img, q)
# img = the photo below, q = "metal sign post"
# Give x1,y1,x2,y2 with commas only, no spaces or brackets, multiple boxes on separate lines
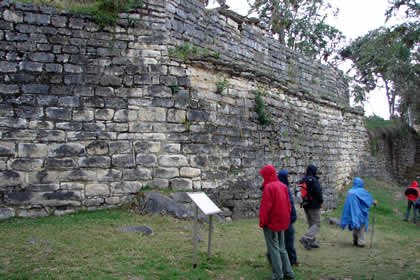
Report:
187,192,222,268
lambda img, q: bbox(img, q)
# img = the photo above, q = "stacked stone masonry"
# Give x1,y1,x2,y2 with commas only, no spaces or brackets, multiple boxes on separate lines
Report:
0,0,407,220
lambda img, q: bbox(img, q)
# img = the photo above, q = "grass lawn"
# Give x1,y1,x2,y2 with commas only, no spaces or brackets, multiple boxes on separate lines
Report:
1,177,419,280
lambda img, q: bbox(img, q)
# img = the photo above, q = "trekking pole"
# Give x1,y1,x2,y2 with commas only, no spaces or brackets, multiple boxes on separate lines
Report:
369,203,376,249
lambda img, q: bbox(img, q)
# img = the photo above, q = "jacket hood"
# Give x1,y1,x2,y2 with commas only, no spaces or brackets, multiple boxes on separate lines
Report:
260,165,279,187
306,164,318,177
352,177,364,189
411,181,418,188
277,170,289,186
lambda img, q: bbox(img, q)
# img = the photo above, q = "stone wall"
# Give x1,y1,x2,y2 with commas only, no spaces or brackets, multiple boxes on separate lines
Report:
0,0,371,220
359,128,418,185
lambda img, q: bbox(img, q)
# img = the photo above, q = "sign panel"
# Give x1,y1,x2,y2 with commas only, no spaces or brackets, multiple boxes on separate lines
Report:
187,192,222,215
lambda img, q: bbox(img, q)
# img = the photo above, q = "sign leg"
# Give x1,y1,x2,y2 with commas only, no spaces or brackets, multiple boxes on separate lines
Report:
193,205,198,268
207,215,213,261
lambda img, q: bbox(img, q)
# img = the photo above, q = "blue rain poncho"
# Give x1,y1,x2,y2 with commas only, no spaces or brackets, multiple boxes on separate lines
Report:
340,178,374,231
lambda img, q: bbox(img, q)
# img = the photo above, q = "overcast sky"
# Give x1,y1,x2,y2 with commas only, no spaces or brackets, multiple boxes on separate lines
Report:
207,0,405,120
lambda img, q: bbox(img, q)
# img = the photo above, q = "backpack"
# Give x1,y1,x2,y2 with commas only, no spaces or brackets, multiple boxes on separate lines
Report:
296,181,312,207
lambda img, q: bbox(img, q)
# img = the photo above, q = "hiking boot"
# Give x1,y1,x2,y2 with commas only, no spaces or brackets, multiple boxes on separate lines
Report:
299,238,312,250
311,241,320,248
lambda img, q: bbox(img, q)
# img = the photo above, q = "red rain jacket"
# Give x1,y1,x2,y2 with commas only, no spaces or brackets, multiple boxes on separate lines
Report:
405,181,419,201
259,165,291,231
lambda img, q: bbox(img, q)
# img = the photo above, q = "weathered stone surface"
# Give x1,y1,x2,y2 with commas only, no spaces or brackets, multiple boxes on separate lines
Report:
0,0,404,221
0,207,15,219
118,225,153,235
86,183,109,197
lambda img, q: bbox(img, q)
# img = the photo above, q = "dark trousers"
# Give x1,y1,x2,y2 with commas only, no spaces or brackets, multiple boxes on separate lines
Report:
285,223,297,264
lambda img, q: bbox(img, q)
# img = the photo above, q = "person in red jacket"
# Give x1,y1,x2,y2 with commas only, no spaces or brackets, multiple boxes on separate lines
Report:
404,181,419,224
259,165,295,280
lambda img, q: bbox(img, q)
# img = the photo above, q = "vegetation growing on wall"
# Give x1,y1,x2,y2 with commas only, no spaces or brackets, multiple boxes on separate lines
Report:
215,76,230,93
254,90,272,127
14,0,142,28
365,115,414,155
168,42,220,60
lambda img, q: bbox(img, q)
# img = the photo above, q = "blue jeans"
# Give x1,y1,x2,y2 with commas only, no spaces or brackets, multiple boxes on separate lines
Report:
285,224,297,264
405,200,417,223
263,227,294,280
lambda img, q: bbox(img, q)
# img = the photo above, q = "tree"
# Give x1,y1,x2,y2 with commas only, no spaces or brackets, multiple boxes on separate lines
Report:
247,0,344,63
340,24,419,120
385,0,420,22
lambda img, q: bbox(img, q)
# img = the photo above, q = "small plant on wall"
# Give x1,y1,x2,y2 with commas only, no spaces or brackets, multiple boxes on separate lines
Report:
215,76,229,93
254,90,272,127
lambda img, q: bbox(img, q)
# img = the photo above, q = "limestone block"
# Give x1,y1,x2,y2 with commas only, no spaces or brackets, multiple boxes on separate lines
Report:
86,183,110,197
163,144,181,153
17,208,49,218
60,182,84,190
45,158,77,170
73,109,94,121
64,169,96,182
112,154,135,168
0,170,23,189
0,207,15,220
86,140,109,155
170,178,192,191
138,107,166,122
83,198,104,206
155,167,179,178
105,197,121,205
109,141,131,154
123,167,152,180
111,181,142,194
202,181,217,189
96,169,122,182
136,154,157,167
114,109,137,122
3,9,23,23
133,141,161,153
0,142,15,157
48,143,85,157
147,178,169,189
29,120,54,130
167,109,186,123
180,167,201,178
159,155,188,167
78,156,111,168
95,108,115,120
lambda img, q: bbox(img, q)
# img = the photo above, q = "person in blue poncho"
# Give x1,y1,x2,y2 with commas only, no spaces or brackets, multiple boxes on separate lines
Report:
340,177,377,247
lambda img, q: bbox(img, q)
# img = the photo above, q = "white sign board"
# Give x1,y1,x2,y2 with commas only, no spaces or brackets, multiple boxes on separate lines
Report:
187,192,222,215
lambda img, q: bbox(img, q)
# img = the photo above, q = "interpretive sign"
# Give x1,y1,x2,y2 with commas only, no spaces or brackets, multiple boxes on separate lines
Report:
187,192,221,268
187,192,222,215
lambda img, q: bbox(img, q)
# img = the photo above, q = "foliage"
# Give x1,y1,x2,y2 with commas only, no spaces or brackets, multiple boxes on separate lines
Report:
254,91,272,127
340,24,419,120
168,42,220,60
1,178,419,279
247,0,345,63
385,0,420,22
13,0,142,28
215,76,230,93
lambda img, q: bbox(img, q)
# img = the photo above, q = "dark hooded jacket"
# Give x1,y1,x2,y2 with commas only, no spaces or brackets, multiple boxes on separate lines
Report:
299,164,323,209
277,170,297,223
259,165,291,231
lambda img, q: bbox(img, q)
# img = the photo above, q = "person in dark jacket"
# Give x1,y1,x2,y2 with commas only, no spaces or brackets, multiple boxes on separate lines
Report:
277,170,299,266
404,181,419,224
259,165,295,280
298,164,323,250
